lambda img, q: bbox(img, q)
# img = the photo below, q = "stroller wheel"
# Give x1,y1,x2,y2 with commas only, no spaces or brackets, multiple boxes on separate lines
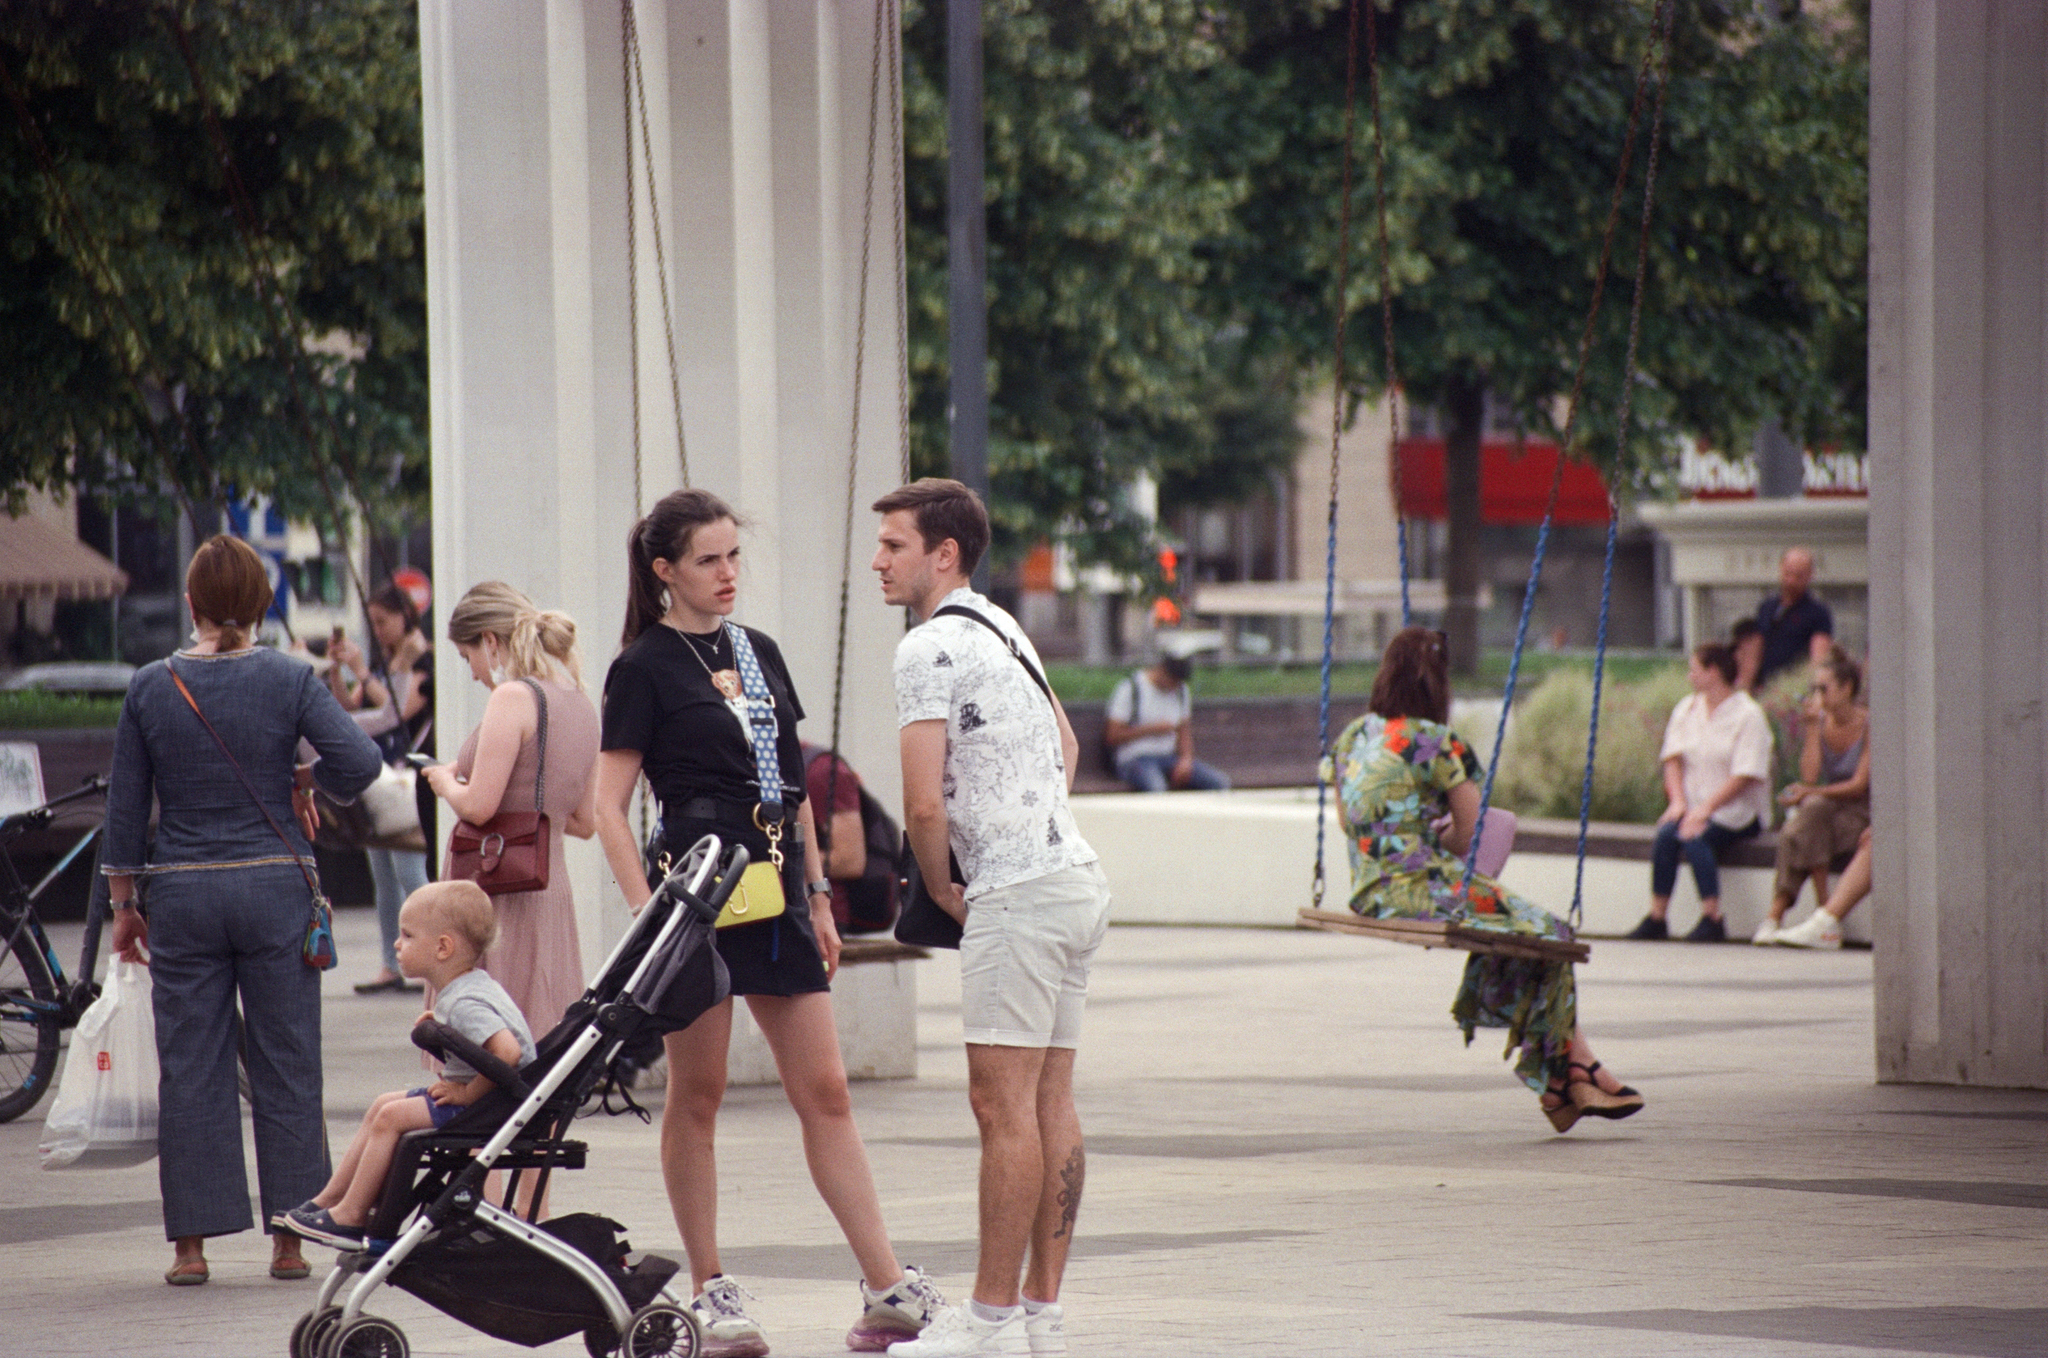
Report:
289,1305,341,1358
623,1302,703,1358
323,1314,408,1358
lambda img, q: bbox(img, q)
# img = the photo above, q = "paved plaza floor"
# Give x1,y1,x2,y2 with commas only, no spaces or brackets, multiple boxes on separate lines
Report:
4,906,2045,1357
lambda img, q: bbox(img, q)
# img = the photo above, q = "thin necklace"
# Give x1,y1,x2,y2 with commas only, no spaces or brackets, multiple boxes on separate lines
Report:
668,618,742,700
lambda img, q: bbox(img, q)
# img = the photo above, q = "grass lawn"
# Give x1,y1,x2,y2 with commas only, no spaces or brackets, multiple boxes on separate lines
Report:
1046,649,1683,702
0,691,125,729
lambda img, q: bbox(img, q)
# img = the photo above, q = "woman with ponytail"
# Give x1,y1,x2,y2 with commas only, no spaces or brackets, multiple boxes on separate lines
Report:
420,582,601,1034
103,535,383,1285
595,489,943,1355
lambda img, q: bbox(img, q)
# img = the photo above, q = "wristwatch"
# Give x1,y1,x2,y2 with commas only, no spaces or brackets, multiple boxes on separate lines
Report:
805,879,832,899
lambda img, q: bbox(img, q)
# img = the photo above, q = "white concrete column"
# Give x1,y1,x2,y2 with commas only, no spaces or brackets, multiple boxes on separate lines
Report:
422,0,909,970
1868,0,2048,1088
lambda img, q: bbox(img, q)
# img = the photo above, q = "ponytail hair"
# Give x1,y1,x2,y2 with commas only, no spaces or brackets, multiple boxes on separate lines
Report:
186,534,273,651
447,581,584,687
622,488,740,647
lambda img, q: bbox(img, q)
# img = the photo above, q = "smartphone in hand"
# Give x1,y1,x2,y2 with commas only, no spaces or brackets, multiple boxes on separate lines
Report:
404,752,437,769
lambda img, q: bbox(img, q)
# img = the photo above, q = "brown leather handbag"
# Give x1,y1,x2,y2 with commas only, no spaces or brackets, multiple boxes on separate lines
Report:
448,678,550,896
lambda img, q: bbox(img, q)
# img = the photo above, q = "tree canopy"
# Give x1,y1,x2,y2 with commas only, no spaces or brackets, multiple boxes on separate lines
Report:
0,0,424,534
901,0,1867,585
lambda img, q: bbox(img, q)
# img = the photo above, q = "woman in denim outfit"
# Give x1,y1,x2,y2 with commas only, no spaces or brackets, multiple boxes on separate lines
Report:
105,536,382,1286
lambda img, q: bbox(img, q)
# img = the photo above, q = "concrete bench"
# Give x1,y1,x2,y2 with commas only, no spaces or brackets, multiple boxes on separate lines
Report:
1068,791,1870,946
726,936,929,1085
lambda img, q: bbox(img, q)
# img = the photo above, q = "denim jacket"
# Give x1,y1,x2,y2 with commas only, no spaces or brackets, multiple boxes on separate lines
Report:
102,647,383,875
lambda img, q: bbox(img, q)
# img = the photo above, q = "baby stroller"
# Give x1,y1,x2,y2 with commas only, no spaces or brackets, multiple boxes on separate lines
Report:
288,834,747,1358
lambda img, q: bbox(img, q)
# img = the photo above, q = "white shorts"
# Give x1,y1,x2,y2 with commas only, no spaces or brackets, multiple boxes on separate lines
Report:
959,862,1111,1049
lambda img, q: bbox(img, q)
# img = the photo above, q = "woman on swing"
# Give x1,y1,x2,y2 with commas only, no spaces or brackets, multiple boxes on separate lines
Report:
1329,627,1645,1132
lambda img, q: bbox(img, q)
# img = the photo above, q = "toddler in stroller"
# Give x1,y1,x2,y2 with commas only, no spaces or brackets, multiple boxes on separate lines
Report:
286,835,746,1358
282,880,536,1249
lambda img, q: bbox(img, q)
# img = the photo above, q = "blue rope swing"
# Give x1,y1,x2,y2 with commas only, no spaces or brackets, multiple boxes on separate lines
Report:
1312,0,1676,936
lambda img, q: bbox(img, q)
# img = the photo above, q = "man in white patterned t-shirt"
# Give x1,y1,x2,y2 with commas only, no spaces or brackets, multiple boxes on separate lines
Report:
873,478,1109,1358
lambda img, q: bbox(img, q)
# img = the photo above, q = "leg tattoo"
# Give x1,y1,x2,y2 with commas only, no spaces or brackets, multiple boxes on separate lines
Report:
1052,1145,1085,1240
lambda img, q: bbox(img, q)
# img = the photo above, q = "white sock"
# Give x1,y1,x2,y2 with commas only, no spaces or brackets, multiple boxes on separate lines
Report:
970,1300,1022,1325
1022,1298,1054,1314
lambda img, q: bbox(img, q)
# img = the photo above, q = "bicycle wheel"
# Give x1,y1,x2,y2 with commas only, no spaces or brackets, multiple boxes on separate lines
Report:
0,924,62,1123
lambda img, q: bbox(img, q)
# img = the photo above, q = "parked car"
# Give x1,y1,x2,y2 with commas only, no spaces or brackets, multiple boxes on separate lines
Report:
1,662,136,696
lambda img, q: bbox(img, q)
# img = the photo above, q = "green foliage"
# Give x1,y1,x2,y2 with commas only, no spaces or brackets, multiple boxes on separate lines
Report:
0,0,425,532
1218,0,1869,475
0,690,123,730
900,0,1304,574
1492,662,1692,823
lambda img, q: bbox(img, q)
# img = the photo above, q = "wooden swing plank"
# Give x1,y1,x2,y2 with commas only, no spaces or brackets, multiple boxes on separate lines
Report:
1297,909,1590,963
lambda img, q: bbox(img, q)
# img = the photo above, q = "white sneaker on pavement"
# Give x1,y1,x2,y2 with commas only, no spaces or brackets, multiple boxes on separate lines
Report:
1024,1302,1065,1357
848,1264,946,1351
1751,917,1780,945
1775,910,1843,949
886,1304,1027,1358
690,1274,770,1358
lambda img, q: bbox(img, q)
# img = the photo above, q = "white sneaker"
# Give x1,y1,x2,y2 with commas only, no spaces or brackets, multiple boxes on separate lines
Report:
1751,917,1780,945
691,1274,770,1358
1024,1302,1065,1357
886,1304,1027,1358
1775,911,1843,949
849,1265,946,1351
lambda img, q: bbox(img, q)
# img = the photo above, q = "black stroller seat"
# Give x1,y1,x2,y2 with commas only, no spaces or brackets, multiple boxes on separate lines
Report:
289,835,746,1358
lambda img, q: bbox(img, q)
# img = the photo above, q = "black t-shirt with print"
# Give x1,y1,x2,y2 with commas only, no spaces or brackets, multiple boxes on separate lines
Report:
600,623,808,809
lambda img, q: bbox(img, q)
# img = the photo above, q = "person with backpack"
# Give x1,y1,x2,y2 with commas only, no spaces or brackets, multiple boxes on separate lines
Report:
801,744,909,935
1103,652,1229,793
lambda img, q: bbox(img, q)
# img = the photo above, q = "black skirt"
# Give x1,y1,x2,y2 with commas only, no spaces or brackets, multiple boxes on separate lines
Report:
660,816,828,997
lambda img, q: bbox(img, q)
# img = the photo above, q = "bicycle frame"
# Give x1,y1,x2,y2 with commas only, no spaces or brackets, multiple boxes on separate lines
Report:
0,776,111,1029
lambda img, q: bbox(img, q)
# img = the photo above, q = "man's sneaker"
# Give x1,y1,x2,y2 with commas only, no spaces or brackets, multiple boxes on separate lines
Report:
1024,1302,1065,1357
886,1304,1027,1358
1751,916,1781,945
1775,910,1844,949
1624,914,1669,941
1683,914,1728,943
691,1275,770,1358
848,1265,946,1351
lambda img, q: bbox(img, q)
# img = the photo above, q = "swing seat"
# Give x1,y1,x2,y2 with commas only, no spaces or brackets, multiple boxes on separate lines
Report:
1296,908,1590,963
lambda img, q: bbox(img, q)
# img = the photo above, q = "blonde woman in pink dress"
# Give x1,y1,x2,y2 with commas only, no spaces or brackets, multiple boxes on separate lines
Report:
421,582,601,1034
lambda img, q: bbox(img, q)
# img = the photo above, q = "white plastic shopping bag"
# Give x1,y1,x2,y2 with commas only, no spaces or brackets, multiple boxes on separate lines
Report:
38,961,159,1169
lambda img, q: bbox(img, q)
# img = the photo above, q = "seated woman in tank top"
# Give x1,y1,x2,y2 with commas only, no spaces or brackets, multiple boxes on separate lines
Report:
1755,646,1869,945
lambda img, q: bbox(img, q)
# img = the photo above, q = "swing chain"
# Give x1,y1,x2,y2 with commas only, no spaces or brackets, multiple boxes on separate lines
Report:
1458,0,1675,913
621,0,690,488
1312,0,1365,913
1572,1,1678,931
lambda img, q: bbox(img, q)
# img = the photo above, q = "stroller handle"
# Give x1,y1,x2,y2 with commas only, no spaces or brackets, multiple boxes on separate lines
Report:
410,1018,532,1101
698,843,750,921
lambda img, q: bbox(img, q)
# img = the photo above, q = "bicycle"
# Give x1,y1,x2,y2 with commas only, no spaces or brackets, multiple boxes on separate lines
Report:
0,774,112,1123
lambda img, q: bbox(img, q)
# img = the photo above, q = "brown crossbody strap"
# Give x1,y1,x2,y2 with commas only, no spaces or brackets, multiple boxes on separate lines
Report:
521,676,548,814
168,663,324,903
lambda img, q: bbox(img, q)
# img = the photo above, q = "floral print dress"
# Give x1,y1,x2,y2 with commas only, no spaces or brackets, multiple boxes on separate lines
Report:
1328,712,1576,1092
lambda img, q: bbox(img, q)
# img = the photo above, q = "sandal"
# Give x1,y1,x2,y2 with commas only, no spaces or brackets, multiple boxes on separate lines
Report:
270,1234,311,1280
1540,1082,1583,1134
1568,1061,1645,1120
164,1258,209,1286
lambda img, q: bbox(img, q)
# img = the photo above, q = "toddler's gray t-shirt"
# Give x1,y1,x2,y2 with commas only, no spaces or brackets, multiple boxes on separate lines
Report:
433,969,537,1084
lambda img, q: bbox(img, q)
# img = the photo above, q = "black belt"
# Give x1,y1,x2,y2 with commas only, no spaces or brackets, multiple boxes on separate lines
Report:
663,796,795,830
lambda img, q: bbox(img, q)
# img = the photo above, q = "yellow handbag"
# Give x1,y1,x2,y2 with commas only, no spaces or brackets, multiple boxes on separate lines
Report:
716,859,789,929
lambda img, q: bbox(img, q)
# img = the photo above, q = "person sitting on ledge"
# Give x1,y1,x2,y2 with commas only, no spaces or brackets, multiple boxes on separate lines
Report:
1754,647,1869,945
1103,651,1229,793
1628,641,1774,943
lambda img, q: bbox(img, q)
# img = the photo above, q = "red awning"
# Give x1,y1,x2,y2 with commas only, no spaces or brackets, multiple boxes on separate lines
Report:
1394,438,1612,526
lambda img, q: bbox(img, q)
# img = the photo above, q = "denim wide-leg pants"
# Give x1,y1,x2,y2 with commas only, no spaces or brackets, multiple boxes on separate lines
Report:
146,862,328,1240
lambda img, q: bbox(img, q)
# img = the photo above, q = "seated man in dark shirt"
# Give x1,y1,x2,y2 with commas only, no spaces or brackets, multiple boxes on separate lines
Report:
1754,547,1834,686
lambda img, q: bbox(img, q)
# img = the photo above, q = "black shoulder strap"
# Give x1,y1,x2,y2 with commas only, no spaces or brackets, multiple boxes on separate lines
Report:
933,605,1054,707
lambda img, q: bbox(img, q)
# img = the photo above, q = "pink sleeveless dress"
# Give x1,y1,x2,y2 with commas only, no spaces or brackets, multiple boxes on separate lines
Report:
447,677,600,1034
